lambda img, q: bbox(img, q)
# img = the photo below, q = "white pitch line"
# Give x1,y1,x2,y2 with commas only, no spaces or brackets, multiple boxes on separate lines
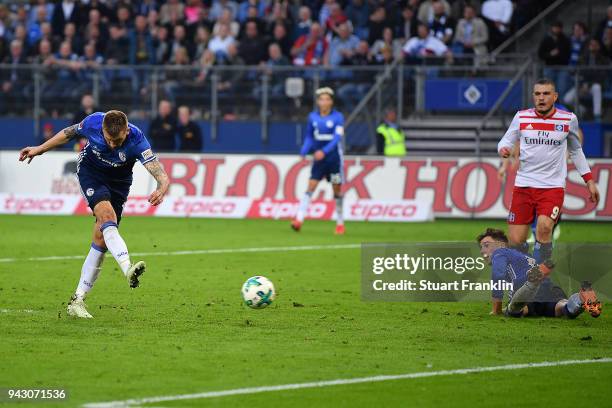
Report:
0,243,362,264
82,358,612,408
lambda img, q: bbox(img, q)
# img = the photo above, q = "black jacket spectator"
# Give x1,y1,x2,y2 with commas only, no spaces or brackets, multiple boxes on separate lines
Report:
178,121,203,152
149,102,178,152
538,24,571,66
51,0,80,37
239,22,267,64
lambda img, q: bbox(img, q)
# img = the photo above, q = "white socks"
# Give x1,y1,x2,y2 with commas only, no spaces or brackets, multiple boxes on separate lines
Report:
335,195,344,226
296,191,313,222
101,222,131,276
75,244,106,299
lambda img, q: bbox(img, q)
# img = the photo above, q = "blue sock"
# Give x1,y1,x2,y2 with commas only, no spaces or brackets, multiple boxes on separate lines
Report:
563,293,583,318
534,241,553,264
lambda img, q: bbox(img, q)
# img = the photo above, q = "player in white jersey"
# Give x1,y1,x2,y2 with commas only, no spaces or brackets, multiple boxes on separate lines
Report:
497,78,599,262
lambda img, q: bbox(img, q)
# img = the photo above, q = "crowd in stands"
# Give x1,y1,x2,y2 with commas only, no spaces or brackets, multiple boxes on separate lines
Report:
3,0,609,119
538,7,612,121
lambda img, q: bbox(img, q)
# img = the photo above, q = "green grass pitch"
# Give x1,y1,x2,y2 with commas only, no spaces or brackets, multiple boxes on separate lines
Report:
0,215,611,407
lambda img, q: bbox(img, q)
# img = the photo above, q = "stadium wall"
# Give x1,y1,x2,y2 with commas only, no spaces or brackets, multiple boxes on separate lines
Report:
1,152,611,221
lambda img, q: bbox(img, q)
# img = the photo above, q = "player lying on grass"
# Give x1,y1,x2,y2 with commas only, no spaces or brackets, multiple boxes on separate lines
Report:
477,228,601,318
497,78,599,264
19,110,169,319
292,87,345,235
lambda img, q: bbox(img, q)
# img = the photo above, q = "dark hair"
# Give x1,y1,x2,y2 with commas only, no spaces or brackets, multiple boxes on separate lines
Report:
103,110,128,138
534,77,556,90
476,228,509,244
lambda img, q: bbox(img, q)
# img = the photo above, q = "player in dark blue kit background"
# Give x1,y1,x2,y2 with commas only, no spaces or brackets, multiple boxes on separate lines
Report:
477,228,601,318
19,110,170,318
292,87,346,235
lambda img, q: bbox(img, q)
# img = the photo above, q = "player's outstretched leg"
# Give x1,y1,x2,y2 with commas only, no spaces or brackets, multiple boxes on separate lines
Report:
67,243,106,318
100,220,146,289
507,260,554,314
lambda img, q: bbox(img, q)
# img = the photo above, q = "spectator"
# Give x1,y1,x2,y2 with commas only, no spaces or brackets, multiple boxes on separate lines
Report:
185,0,204,26
239,21,267,65
291,22,327,66
538,21,571,96
337,40,373,111
264,0,290,35
160,0,185,26
481,0,513,50
208,23,235,59
326,22,360,66
187,7,213,38
270,23,292,58
418,0,451,25
563,39,609,121
51,0,79,37
78,42,105,90
32,22,56,56
129,15,155,65
163,47,193,103
602,27,612,59
429,0,455,45
596,5,612,43
216,43,245,93
371,27,402,62
1,40,30,113
213,7,240,38
294,6,312,41
568,22,588,66
27,6,48,49
177,106,203,152
194,49,216,86
254,42,290,98
345,0,370,41
170,25,192,62
454,5,489,56
46,41,80,98
32,38,54,65
376,108,406,156
63,22,82,55
105,24,129,65
12,25,30,57
397,6,418,41
210,0,238,21
368,6,391,45
237,0,266,23
115,6,132,31
325,3,348,37
193,25,211,62
87,9,109,48
72,94,97,125
154,26,171,65
318,0,335,25
403,23,452,63
28,0,54,28
149,100,177,152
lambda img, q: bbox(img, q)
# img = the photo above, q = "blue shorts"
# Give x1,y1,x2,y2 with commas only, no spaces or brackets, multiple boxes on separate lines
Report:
77,166,131,223
310,159,343,184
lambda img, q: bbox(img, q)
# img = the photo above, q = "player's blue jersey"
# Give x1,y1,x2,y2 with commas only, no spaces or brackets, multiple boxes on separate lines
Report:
76,112,156,181
300,109,344,162
490,247,538,301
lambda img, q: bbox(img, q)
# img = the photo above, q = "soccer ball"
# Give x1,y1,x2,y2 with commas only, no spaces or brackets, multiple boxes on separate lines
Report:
241,276,276,309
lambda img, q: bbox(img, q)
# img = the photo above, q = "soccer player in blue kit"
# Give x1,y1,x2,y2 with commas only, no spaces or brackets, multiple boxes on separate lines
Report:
477,228,601,318
19,110,170,318
292,87,345,235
